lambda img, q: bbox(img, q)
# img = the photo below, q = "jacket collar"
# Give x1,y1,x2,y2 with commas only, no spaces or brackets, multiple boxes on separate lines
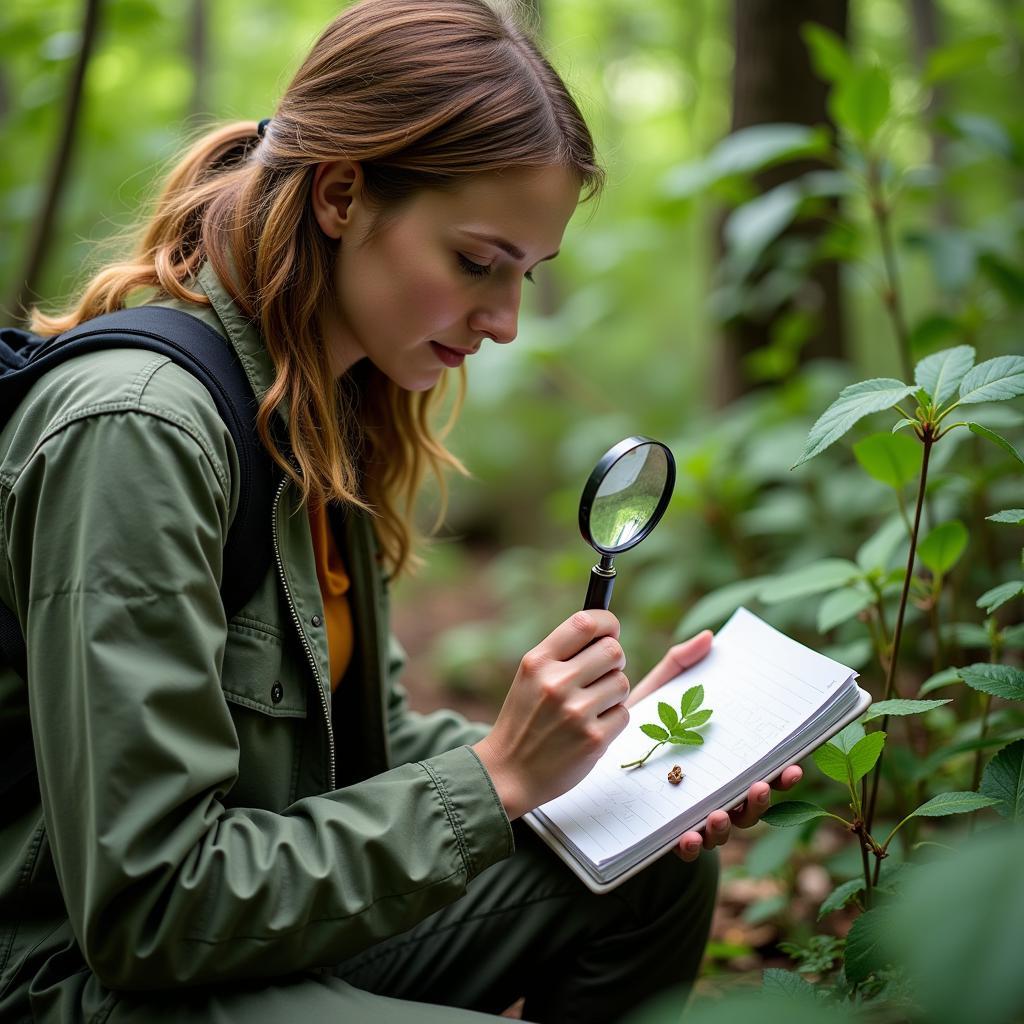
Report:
195,258,286,424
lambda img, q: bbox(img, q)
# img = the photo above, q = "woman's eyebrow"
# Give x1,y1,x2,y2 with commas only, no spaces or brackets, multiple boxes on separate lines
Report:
462,230,559,262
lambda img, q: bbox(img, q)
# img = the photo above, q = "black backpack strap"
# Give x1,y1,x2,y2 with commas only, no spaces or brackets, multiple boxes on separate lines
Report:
0,306,278,679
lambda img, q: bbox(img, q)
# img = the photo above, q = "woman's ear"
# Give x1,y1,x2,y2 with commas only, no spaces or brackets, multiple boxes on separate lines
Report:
311,159,365,239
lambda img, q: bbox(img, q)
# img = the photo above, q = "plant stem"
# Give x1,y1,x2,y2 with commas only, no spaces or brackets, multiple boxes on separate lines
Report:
868,162,914,381
969,695,993,793
865,430,935,835
860,836,874,909
621,742,662,769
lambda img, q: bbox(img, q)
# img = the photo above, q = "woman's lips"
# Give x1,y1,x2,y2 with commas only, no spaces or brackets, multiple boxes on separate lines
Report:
430,341,467,368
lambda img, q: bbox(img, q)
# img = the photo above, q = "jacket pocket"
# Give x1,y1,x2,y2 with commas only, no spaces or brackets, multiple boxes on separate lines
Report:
221,617,308,811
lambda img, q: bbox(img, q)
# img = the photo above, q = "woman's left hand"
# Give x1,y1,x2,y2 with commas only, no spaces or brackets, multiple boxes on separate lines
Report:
625,630,804,863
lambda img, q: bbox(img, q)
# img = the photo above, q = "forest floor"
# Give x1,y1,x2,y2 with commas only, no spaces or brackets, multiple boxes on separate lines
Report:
391,554,858,1015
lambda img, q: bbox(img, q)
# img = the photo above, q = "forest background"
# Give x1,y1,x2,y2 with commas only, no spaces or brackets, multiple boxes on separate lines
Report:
3,1,1023,1021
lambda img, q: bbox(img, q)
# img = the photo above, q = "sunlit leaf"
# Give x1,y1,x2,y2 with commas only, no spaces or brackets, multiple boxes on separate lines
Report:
848,731,886,782
957,355,1024,404
801,23,853,83
641,723,668,742
892,417,917,433
794,379,914,467
986,509,1024,525
979,740,1024,821
680,684,704,717
812,742,851,784
831,721,865,753
918,520,968,576
915,345,975,407
830,64,891,147
681,708,713,729
658,701,678,731
925,34,1002,83
668,730,704,746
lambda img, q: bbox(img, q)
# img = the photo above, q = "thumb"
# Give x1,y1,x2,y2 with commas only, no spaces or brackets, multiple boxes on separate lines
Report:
625,630,713,708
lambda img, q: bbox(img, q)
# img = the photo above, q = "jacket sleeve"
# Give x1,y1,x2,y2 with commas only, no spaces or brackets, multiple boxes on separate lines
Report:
6,407,513,991
384,632,494,768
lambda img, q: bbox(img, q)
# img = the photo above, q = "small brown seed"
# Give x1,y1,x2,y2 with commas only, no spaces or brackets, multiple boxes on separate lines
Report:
667,765,684,785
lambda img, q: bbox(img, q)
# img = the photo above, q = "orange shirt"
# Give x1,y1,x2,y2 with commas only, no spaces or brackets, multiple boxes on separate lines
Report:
306,500,354,690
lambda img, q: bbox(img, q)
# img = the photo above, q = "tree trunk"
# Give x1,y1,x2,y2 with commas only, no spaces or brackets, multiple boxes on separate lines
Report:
9,0,102,322
187,0,210,122
715,0,848,405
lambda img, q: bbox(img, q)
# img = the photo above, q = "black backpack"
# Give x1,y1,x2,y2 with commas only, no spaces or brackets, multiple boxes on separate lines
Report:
0,305,278,680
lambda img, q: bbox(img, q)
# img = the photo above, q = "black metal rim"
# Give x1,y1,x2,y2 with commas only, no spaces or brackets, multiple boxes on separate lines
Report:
578,435,676,555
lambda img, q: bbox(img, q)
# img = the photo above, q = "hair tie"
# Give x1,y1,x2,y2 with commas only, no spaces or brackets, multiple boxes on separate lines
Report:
257,118,271,139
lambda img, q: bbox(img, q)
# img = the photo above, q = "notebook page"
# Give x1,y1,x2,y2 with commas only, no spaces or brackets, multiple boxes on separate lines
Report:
535,607,855,867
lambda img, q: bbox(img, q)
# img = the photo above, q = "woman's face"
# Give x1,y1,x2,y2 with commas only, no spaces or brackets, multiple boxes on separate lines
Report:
313,163,581,389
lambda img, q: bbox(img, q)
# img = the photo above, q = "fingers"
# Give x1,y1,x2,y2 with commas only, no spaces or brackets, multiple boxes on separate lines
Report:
537,611,620,663
569,669,631,718
673,810,731,862
772,764,803,790
625,631,713,708
729,782,772,828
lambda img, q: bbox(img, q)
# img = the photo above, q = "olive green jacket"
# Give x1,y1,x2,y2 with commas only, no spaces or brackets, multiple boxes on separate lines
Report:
0,262,513,1017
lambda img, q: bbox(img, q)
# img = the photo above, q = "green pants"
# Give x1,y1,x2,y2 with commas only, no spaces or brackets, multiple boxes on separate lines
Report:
78,823,718,1024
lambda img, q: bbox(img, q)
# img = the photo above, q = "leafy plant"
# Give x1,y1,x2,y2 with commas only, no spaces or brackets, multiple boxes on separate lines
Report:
620,685,713,769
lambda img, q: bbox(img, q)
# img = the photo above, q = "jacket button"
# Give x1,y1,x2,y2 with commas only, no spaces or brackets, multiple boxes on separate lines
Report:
271,681,284,704
311,614,322,627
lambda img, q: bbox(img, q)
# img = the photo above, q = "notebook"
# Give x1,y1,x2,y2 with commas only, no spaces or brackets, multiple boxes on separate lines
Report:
523,607,872,893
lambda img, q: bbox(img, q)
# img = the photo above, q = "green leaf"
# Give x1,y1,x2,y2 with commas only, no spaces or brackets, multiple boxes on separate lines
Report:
759,559,861,603
818,877,865,920
708,123,831,178
910,791,1001,817
892,417,917,433
817,586,873,632
812,742,851,784
668,730,705,746
979,739,1024,821
852,431,921,488
802,23,853,83
977,580,1024,614
675,577,769,636
856,515,907,573
862,698,951,722
967,423,1024,465
915,345,975,407
761,801,833,828
831,721,865,753
830,64,891,147
848,732,886,782
681,708,713,729
658,702,678,731
960,664,1024,701
919,666,963,695
925,34,1001,83
762,967,822,1000
957,355,1024,404
987,509,1024,525
844,907,891,986
640,723,669,742
793,378,913,467
918,520,968,576
679,684,704,718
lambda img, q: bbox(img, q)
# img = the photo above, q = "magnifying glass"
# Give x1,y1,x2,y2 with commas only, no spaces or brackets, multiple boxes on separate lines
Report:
579,435,676,611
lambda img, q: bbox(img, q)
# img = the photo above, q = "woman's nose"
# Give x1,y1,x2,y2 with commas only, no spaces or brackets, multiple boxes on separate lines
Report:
470,288,520,345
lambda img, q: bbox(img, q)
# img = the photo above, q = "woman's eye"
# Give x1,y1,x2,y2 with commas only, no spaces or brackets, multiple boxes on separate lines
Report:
457,253,491,278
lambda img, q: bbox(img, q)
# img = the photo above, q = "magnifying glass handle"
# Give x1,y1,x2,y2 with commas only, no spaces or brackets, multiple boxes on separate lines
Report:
583,562,616,611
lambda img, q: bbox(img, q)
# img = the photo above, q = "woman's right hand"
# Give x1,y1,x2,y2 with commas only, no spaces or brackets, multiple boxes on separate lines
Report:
471,610,630,820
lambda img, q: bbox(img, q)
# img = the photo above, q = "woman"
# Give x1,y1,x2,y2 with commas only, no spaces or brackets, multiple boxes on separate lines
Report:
0,1,801,1020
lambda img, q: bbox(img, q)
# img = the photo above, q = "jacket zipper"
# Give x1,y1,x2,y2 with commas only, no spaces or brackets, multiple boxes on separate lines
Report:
272,469,336,791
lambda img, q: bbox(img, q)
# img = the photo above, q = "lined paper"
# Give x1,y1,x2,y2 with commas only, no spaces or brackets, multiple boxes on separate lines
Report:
534,607,857,868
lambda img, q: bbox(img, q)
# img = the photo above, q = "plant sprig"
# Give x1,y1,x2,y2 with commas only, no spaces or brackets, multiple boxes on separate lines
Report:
620,684,713,769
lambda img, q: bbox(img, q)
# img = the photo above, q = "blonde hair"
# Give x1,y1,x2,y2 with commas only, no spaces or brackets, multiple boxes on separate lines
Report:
29,0,603,576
